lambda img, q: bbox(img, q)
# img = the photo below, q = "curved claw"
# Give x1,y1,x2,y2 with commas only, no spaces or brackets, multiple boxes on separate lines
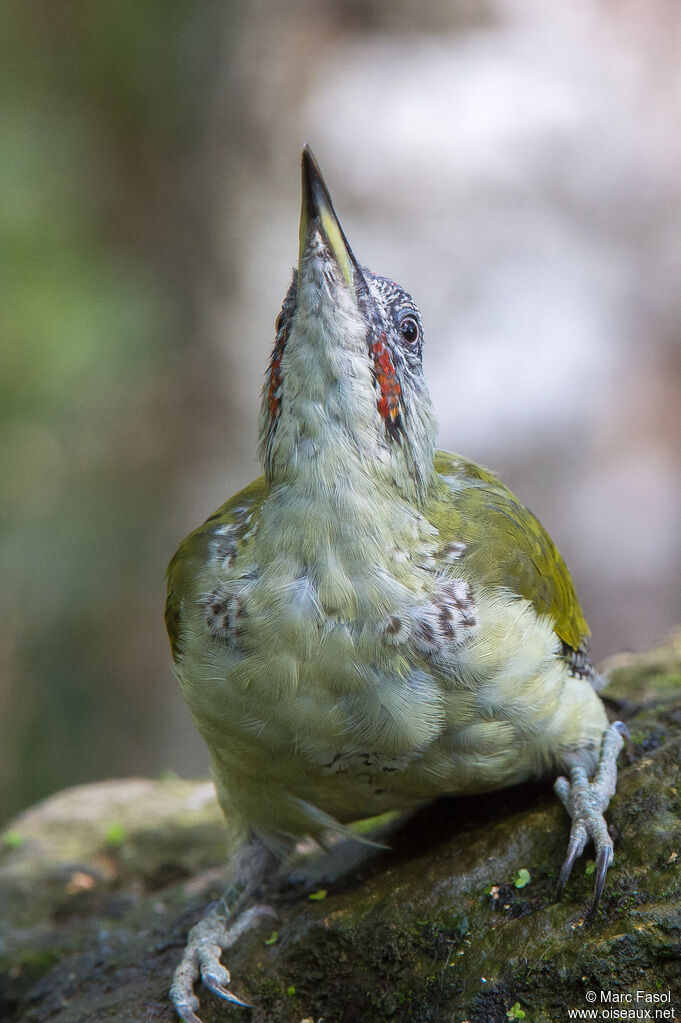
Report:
173,996,203,1023
556,822,587,897
613,720,633,760
587,843,614,916
203,974,253,1008
176,1011,203,1023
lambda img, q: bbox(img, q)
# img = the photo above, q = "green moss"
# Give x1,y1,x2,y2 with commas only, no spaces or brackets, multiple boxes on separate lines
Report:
105,821,126,846
1,830,24,849
12,947,61,975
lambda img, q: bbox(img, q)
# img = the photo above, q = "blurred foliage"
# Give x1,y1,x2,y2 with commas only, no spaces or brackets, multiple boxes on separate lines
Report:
0,2,222,823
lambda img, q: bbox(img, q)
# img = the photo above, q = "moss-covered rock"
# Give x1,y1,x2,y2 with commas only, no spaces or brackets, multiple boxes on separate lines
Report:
2,636,681,1023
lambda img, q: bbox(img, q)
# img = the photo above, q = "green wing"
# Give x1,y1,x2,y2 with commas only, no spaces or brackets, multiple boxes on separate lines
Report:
426,450,589,651
165,476,269,662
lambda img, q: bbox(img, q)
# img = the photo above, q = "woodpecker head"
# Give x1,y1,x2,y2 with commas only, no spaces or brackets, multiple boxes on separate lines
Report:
259,146,437,505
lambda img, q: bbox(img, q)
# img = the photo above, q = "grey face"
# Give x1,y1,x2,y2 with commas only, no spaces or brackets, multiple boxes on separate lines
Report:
265,266,426,444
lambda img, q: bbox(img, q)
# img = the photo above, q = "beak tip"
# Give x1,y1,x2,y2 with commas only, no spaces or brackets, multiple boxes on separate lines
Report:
298,145,359,294
300,145,326,207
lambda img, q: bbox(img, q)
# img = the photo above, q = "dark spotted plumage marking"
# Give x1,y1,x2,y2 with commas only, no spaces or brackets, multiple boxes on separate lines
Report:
415,579,477,655
416,619,436,646
203,588,245,646
561,640,599,683
440,540,466,562
437,579,477,630
381,578,478,656
321,749,418,776
385,615,403,637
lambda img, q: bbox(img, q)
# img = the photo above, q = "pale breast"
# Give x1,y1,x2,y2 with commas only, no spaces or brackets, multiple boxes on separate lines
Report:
175,502,606,840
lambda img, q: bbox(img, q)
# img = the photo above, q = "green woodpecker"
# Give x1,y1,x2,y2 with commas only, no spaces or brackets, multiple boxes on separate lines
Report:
166,147,627,1021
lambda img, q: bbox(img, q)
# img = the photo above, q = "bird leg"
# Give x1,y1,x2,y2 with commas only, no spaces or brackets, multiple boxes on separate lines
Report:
170,837,278,1023
554,720,629,913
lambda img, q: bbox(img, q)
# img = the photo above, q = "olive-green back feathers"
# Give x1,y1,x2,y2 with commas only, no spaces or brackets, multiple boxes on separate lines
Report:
428,451,588,651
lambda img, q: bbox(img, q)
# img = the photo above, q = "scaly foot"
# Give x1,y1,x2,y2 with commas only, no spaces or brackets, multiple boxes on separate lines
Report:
554,720,629,913
170,902,277,1022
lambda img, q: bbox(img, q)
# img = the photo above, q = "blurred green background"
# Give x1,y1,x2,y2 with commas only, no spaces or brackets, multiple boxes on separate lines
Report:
1,2,223,822
3,0,681,825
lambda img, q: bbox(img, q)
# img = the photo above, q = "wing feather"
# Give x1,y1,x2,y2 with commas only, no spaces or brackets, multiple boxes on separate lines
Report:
165,477,268,662
428,451,589,654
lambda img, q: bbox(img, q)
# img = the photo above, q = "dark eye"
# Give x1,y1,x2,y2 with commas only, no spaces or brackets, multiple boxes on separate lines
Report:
399,315,420,345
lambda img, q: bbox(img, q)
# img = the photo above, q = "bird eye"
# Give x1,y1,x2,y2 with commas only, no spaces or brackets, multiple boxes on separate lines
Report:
399,315,420,345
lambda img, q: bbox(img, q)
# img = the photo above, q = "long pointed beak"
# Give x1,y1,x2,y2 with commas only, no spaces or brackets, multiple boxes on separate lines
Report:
299,145,359,297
